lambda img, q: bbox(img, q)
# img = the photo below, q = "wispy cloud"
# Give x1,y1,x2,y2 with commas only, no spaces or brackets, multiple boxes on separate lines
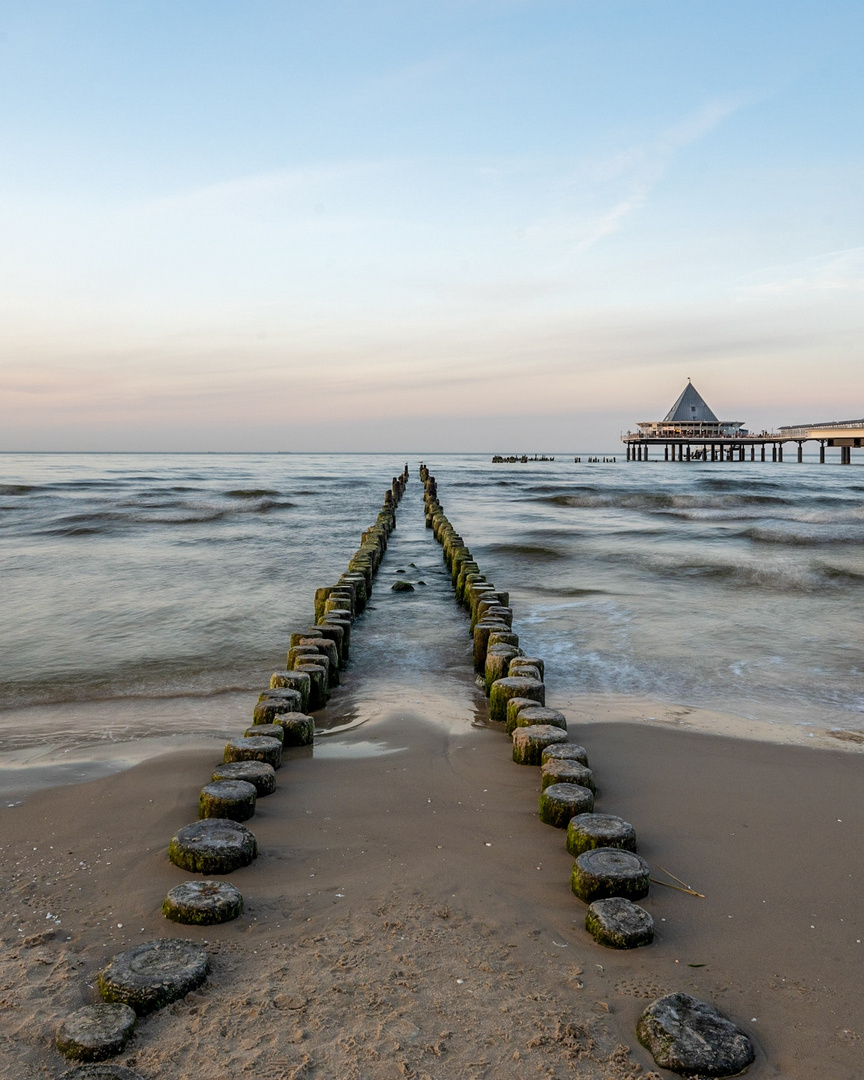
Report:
736,247,864,296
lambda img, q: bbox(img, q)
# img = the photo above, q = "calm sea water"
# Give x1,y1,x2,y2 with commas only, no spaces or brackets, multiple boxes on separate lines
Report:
1,452,862,762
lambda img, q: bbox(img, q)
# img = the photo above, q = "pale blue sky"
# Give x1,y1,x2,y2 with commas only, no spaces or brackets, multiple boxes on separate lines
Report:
1,1,862,450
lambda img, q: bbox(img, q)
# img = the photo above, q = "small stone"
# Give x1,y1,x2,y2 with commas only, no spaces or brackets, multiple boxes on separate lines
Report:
98,939,210,1015
586,897,654,949
636,992,755,1077
391,580,415,592
56,1003,136,1061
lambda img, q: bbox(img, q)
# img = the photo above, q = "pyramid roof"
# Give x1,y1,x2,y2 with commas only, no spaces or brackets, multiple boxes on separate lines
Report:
663,382,718,423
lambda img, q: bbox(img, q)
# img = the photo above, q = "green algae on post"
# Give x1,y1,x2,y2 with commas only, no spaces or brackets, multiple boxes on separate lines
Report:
566,813,637,857
570,848,650,903
55,1004,137,1062
541,743,589,767
98,939,210,1015
540,760,595,793
538,782,594,827
585,897,654,949
212,760,276,797
224,735,282,770
198,779,257,822
169,819,257,874
162,880,243,926
489,675,544,721
512,724,568,765
510,705,566,736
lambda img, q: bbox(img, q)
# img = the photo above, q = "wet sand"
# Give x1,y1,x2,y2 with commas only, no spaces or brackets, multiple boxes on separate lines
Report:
1,686,862,1079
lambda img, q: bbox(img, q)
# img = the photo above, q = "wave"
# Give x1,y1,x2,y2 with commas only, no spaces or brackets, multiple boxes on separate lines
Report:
225,488,280,498
484,542,567,561
740,523,864,546
541,491,793,511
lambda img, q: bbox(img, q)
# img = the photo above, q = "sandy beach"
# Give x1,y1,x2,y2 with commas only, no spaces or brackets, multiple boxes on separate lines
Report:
1,673,862,1080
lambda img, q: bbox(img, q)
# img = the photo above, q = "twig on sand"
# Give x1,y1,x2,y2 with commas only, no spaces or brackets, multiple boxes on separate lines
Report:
651,865,706,898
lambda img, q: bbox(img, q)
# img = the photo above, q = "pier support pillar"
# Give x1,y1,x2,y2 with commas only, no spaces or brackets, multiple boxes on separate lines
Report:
778,443,784,462
664,444,668,461
819,441,825,464
751,445,755,461
772,444,777,462
686,444,691,461
761,445,765,462
797,442,803,463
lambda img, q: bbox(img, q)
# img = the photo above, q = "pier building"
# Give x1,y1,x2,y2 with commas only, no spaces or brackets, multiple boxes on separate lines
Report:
623,382,861,463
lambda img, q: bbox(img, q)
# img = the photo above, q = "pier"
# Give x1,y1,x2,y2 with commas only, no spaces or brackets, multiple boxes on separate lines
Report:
623,383,861,463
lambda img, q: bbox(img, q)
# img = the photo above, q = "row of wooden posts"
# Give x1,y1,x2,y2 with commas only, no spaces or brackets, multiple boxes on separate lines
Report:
419,465,657,949
54,470,411,1065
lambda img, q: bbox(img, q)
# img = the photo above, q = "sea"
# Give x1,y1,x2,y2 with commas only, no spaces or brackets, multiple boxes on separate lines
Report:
2,451,862,792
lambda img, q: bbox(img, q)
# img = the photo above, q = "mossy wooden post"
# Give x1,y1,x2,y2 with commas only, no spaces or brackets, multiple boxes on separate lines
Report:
324,595,353,619
314,587,332,623
270,671,311,713
570,848,650,903
488,630,519,650
312,623,344,663
243,723,284,744
290,628,322,648
162,881,244,926
489,676,545,722
168,820,257,875
505,696,538,733
294,662,327,709
477,605,512,631
199,780,257,822
288,644,320,669
512,724,568,765
484,645,520,696
212,761,276,797
56,1004,137,1061
298,636,339,686
224,735,282,769
473,620,508,671
540,760,595,793
97,939,211,1014
586,898,654,949
541,743,589,767
511,705,565,734
510,656,545,681
566,814,637,858
340,572,368,610
321,614,350,657
538,782,594,827
254,691,302,724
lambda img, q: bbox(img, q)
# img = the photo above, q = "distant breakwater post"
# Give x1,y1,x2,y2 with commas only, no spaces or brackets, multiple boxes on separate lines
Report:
421,462,756,1074
624,381,862,464
53,466,412,1069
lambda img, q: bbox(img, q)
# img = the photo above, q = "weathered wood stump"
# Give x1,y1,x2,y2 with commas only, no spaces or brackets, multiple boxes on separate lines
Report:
540,759,595,792
168,819,257,874
541,743,588,766
320,614,350,656
636,993,755,1077
504,696,538,733
254,690,302,723
287,644,321,669
98,939,210,1014
484,644,522,694
488,630,519,650
490,676,545,721
224,735,281,769
566,813,636,857
312,622,344,662
162,880,243,925
509,656,544,679
56,1004,136,1061
509,705,566,736
512,724,568,765
244,723,284,743
293,662,327,709
269,671,312,713
290,628,322,648
273,711,315,746
585,897,654,949
570,848,650,903
538,782,594,827
212,760,276,797
199,779,257,822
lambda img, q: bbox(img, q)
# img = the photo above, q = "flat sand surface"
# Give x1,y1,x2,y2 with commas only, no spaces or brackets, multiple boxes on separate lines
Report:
1,679,862,1079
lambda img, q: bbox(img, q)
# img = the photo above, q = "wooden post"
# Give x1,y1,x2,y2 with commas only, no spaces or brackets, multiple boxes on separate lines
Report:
664,444,668,460
778,443,784,462
797,441,803,463
761,444,766,461
772,443,777,461
820,441,825,463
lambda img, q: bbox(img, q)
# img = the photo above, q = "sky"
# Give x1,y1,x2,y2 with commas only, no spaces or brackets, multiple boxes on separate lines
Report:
1,0,862,452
